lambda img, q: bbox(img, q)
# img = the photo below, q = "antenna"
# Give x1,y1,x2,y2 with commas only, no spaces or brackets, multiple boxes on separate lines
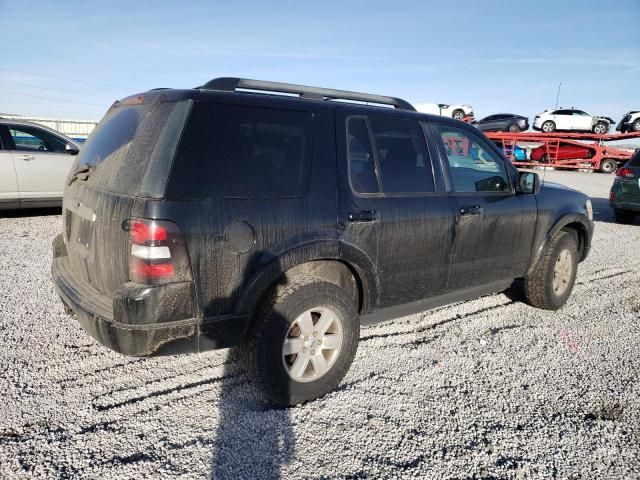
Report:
554,82,562,109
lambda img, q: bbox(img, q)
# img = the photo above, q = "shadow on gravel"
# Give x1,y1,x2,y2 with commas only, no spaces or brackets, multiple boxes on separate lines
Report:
0,207,61,218
590,197,622,224
210,251,294,479
592,196,640,225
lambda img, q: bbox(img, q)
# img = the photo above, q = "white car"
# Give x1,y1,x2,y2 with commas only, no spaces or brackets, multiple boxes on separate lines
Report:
0,118,80,210
532,108,614,134
616,111,640,133
415,103,474,120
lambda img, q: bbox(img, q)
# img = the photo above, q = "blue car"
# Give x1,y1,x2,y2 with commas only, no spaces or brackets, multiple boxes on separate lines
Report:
490,142,527,161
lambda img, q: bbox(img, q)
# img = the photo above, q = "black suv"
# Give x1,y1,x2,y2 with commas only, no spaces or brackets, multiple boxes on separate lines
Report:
52,78,594,406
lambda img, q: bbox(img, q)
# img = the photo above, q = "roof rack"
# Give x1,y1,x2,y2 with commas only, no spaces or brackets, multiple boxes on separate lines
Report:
197,77,416,111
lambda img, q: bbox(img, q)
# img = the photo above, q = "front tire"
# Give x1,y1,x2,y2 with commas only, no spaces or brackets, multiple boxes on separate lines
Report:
593,122,609,134
452,109,465,120
541,120,556,133
633,119,640,132
524,230,579,310
241,276,360,406
614,208,636,224
599,159,617,174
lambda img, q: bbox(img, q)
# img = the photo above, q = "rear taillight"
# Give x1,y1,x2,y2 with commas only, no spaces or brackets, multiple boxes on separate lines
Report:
610,191,615,201
616,167,634,178
123,219,192,285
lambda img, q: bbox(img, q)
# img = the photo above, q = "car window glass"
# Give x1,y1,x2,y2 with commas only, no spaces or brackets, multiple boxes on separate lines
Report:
437,125,511,193
8,125,67,153
627,150,640,167
347,117,378,193
369,116,435,194
167,103,312,198
483,115,496,122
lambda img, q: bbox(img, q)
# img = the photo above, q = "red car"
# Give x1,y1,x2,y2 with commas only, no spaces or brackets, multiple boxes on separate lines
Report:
531,144,592,162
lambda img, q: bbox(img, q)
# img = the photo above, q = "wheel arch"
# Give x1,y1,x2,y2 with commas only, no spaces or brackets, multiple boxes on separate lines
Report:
527,213,592,276
233,241,379,322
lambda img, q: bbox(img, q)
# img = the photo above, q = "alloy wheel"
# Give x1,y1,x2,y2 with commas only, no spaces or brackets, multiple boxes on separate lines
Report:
552,249,573,296
282,306,344,383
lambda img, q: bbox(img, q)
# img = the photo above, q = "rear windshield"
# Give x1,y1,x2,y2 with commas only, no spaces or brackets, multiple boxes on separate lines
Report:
77,99,183,195
166,102,313,199
626,150,640,167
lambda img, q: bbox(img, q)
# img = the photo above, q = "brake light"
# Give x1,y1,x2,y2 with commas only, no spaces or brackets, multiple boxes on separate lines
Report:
616,167,634,178
124,219,191,285
610,191,615,201
119,95,145,106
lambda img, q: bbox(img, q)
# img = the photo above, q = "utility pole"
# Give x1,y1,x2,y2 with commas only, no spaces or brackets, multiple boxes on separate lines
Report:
555,82,562,109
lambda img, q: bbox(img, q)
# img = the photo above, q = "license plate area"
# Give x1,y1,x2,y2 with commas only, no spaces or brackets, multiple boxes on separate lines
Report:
75,216,93,249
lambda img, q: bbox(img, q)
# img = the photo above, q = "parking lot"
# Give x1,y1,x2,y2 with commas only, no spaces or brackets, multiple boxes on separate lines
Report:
0,170,638,479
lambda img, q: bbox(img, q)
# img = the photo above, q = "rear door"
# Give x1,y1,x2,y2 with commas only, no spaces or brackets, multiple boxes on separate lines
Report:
337,109,455,309
6,124,76,201
432,123,537,290
0,126,20,208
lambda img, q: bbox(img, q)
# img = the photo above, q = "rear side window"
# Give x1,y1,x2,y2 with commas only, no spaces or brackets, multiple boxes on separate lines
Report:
627,150,640,167
347,115,435,195
167,103,312,198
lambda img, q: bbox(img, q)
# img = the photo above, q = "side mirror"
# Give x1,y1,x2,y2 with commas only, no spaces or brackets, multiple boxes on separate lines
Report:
516,171,540,195
65,143,80,155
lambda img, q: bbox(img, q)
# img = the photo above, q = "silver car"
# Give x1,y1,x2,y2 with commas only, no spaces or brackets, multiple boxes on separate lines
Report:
0,118,80,209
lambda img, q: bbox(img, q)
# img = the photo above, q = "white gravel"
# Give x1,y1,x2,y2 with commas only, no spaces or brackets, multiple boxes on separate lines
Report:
1,171,639,479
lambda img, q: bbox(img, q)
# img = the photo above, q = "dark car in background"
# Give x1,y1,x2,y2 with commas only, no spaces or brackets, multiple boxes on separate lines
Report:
610,150,640,224
474,113,529,132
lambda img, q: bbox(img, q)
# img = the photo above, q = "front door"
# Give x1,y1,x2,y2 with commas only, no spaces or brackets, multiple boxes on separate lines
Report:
432,124,538,291
7,124,76,201
337,109,456,310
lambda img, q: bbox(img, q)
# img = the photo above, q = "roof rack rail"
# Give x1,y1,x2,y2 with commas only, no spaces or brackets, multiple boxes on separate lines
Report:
197,77,416,111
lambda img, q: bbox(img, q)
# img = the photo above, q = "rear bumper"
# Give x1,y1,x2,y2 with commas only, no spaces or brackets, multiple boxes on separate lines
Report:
52,249,251,356
610,200,640,212
53,256,199,356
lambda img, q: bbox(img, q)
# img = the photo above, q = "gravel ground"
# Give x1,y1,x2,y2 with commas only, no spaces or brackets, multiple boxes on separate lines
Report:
0,170,639,479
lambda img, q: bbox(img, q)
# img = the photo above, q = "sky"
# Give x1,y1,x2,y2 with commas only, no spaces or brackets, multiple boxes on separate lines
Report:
1,0,639,124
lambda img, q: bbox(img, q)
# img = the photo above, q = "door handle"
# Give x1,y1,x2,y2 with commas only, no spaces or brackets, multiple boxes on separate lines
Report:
459,205,483,216
17,154,35,161
348,210,378,223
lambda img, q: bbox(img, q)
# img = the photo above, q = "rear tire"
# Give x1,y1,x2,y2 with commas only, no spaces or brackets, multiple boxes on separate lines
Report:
599,159,617,174
593,122,609,134
508,123,521,132
541,121,556,133
452,109,465,120
524,230,578,311
541,153,550,163
240,276,359,406
614,208,636,224
633,119,640,132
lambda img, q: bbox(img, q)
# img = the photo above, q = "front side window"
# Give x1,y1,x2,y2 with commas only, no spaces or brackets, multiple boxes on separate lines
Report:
9,125,67,153
167,103,312,198
437,125,511,193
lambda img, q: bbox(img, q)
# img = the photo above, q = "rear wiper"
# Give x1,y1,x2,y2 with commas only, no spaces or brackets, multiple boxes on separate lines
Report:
68,165,94,186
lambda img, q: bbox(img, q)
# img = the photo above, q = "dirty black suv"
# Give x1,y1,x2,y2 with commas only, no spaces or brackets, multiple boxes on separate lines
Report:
52,78,594,406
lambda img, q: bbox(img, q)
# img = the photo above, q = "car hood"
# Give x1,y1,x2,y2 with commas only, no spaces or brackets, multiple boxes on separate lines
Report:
541,180,582,195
